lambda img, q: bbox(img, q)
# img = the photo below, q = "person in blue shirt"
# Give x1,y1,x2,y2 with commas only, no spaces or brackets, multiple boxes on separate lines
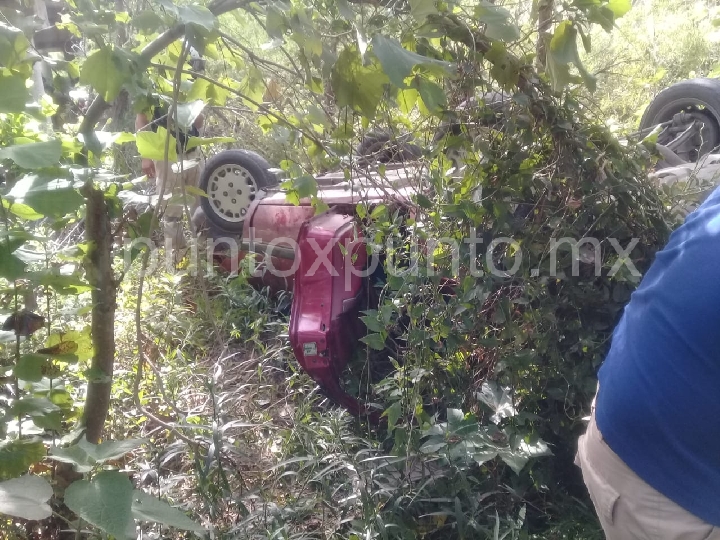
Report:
576,185,720,539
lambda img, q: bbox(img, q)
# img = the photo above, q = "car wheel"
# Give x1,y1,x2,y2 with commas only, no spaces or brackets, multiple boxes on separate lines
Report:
355,131,423,165
199,149,278,234
640,78,720,161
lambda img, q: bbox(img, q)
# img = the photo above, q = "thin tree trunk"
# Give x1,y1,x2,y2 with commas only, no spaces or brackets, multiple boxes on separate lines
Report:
536,0,554,72
80,184,116,444
31,0,50,112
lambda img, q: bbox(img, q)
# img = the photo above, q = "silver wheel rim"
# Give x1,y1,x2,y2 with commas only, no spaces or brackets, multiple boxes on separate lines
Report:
207,164,259,223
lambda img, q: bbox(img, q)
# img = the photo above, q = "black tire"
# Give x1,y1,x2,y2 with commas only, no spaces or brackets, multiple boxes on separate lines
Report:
640,78,720,159
199,149,278,234
355,132,423,165
432,90,509,146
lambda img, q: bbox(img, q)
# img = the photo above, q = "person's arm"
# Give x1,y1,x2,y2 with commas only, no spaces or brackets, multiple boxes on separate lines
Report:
135,112,156,179
193,112,204,131
135,112,148,132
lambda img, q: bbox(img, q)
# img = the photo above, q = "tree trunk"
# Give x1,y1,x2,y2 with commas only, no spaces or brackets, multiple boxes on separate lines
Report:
80,184,116,444
536,0,554,72
30,0,49,107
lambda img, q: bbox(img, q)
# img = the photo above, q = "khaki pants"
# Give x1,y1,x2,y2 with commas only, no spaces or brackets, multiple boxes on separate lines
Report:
154,151,203,250
576,407,720,540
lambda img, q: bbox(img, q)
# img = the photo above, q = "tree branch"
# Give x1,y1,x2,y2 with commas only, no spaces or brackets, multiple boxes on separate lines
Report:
218,31,295,76
78,0,252,138
149,63,332,152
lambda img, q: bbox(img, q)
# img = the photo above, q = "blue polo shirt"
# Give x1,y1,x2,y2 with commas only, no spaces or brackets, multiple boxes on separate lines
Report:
596,185,720,525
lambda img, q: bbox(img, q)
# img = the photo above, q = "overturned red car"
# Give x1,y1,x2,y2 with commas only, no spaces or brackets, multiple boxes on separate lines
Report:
196,151,421,419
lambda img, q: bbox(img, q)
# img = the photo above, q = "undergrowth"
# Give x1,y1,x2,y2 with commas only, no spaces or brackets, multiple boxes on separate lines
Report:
96,249,610,539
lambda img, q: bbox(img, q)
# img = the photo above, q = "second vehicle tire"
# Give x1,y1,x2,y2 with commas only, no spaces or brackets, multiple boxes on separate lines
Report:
640,78,720,160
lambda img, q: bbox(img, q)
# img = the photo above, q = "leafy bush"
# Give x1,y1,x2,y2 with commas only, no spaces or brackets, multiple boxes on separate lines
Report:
0,0,685,537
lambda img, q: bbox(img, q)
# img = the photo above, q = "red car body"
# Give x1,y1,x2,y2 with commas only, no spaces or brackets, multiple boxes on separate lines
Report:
215,166,418,418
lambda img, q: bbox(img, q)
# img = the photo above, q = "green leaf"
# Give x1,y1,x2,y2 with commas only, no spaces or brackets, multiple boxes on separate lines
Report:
360,311,384,332
472,449,498,466
0,438,46,479
8,172,83,217
415,193,432,208
420,438,448,453
0,140,62,169
0,23,30,69
32,411,63,431
33,271,93,295
417,79,447,113
485,42,520,90
92,439,146,462
11,397,60,417
446,408,465,428
477,381,516,424
0,475,52,521
80,47,130,102
112,131,135,144
0,73,28,113
606,0,631,18
188,77,230,105
156,0,178,16
370,204,387,220
498,449,528,474
0,242,26,280
14,354,49,382
65,471,134,540
131,10,165,34
331,46,388,119
587,5,615,32
49,438,146,473
545,46,571,92
265,5,286,40
175,100,205,130
408,0,437,22
292,175,317,199
283,174,317,205
178,5,217,31
578,24,592,53
292,31,323,58
185,136,235,151
356,203,367,219
398,87,419,113
49,441,94,473
238,66,266,110
383,401,402,431
136,127,178,161
475,1,521,42
2,200,44,220
45,328,94,362
547,21,596,91
360,332,386,351
265,4,287,43
549,21,577,64
371,35,453,88
131,490,204,532
575,59,597,92
84,131,134,151
187,78,210,101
